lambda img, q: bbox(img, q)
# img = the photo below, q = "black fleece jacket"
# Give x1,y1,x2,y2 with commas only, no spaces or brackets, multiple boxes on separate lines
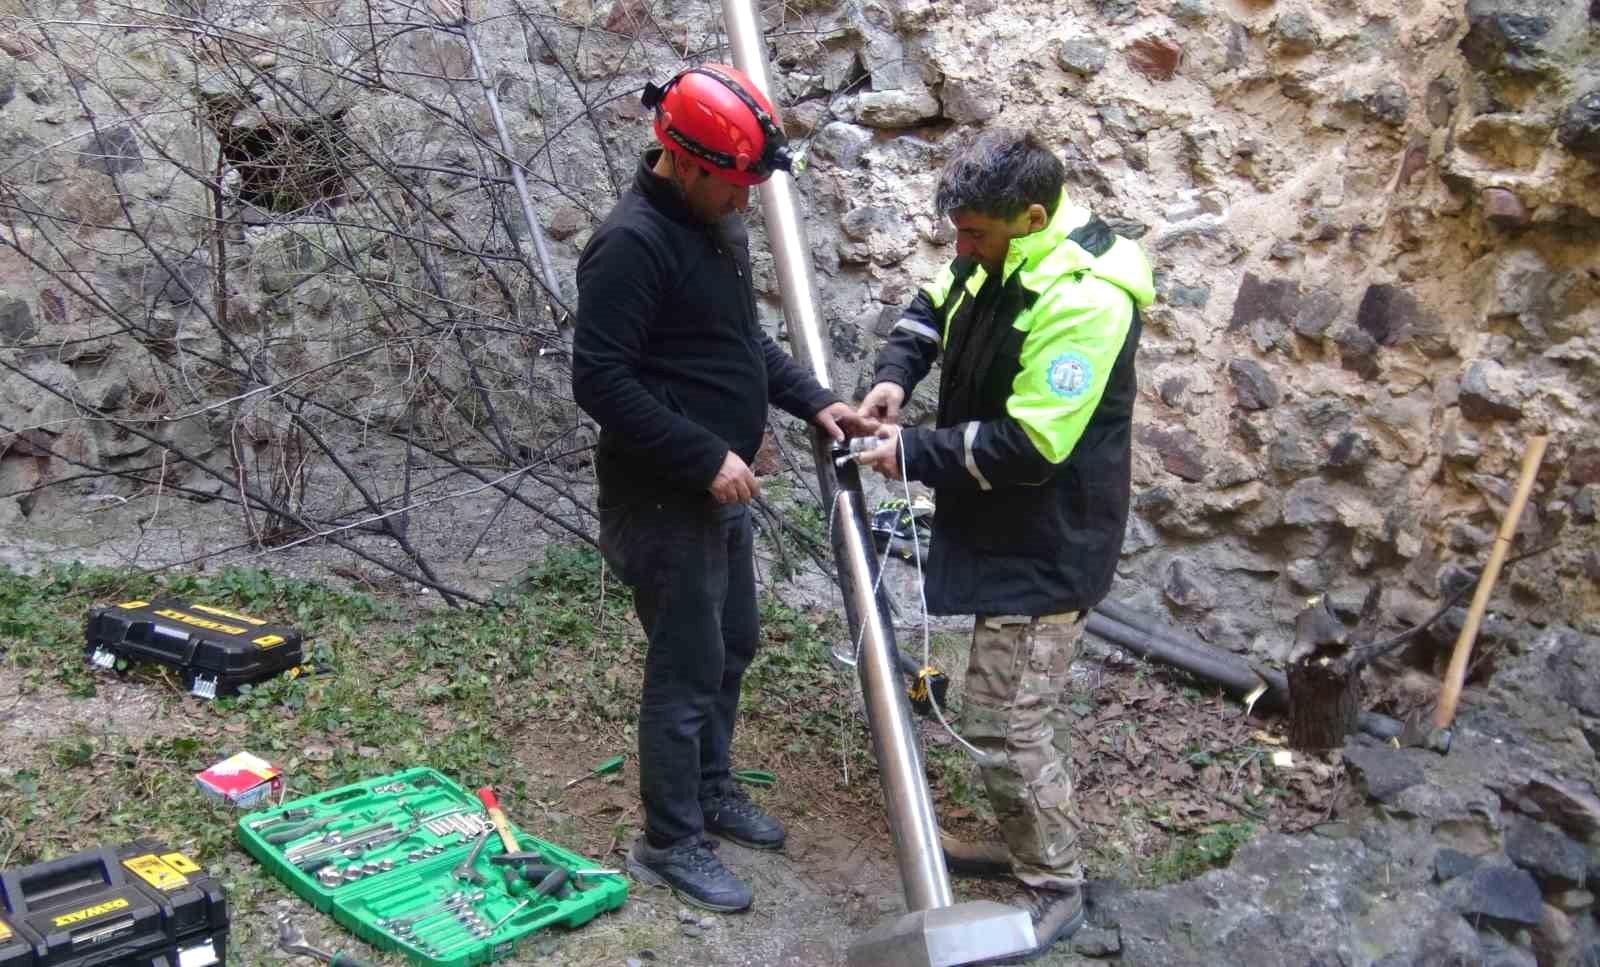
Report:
573,150,837,505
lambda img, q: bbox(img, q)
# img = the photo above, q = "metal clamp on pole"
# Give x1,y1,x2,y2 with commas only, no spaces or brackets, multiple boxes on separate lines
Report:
718,3,1036,962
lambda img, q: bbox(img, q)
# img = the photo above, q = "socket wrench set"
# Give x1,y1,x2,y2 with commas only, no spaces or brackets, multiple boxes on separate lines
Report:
236,767,625,965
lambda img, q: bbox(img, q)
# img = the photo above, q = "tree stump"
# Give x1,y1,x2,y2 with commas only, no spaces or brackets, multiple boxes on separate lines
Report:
1285,592,1369,750
1287,646,1361,750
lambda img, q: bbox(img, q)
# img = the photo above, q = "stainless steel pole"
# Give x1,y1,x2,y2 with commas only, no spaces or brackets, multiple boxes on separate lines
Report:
717,0,950,913
717,7,1036,964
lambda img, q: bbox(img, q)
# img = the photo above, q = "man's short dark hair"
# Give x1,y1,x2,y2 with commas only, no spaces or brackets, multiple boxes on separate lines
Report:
935,129,1066,220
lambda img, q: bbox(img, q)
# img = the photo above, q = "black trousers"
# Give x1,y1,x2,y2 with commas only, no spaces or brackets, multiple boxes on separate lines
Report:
599,495,760,846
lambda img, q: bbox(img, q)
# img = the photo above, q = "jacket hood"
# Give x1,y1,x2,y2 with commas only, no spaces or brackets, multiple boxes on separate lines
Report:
1006,190,1155,309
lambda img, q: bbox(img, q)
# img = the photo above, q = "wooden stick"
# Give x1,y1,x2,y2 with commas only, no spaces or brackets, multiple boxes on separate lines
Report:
1433,434,1549,729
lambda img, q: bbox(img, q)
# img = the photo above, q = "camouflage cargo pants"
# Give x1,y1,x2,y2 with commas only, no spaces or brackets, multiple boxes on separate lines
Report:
962,612,1086,890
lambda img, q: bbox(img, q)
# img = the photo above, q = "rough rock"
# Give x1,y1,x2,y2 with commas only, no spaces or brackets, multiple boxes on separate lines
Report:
1136,425,1206,482
1163,558,1214,611
1457,360,1524,422
0,298,35,344
1268,431,1316,480
1517,773,1600,839
1271,12,1320,57
1163,283,1209,308
1125,36,1181,82
1096,834,1481,965
1460,0,1556,77
1571,447,1600,485
1364,82,1410,127
1481,187,1530,227
1056,39,1108,77
1426,76,1459,127
1342,739,1426,803
1335,326,1381,380
1480,933,1539,967
939,77,1001,124
1434,848,1482,882
839,206,917,266
1548,888,1594,915
1071,926,1119,956
1443,866,1545,926
1556,89,1600,163
1504,815,1590,888
1282,478,1338,525
76,124,144,175
1325,432,1373,473
1286,289,1339,342
1575,484,1598,523
1227,358,1278,411
855,91,941,128
1286,557,1327,594
1229,272,1300,332
1530,904,1581,967
1354,284,1428,347
811,122,873,168
1548,631,1600,716
1441,423,1481,465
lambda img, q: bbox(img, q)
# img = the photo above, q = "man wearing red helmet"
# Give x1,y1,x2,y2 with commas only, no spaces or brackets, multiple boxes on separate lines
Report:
573,63,874,913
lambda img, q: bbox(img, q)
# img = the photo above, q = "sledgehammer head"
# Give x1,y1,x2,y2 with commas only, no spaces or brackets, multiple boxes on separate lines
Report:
1397,718,1453,754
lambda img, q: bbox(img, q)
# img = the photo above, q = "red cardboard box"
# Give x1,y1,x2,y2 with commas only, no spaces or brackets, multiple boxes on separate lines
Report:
194,751,282,808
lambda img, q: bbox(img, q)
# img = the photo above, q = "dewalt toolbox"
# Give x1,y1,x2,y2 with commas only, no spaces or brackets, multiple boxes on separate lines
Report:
0,839,227,966
84,598,304,699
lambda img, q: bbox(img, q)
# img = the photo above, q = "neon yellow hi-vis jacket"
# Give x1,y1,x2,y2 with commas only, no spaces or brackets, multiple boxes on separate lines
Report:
870,190,1155,616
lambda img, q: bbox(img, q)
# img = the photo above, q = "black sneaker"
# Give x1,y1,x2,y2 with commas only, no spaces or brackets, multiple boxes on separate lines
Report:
625,836,753,912
702,785,786,850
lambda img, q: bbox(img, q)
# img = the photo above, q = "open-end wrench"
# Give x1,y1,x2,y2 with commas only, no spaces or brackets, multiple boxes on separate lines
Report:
276,913,370,967
452,830,493,886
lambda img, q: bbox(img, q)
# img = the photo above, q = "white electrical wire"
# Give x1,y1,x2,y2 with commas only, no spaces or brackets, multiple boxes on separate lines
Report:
829,432,988,763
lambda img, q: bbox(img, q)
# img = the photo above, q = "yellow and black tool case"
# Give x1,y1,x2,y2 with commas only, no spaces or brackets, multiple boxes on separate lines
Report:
84,598,304,699
0,839,228,966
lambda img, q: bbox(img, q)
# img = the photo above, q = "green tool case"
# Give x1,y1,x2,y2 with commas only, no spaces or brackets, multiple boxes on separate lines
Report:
237,767,626,965
0,839,227,966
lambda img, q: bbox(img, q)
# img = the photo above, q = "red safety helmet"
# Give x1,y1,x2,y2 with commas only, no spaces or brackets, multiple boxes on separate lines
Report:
642,64,799,187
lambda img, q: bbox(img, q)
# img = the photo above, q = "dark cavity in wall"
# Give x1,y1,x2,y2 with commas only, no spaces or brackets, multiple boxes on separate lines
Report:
197,91,352,214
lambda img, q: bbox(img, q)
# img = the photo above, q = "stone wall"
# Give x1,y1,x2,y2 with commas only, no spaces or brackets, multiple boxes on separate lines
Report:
1,0,1596,647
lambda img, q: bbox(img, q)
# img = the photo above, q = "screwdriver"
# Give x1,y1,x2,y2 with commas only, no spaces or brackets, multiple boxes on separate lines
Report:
263,815,340,846
562,755,624,789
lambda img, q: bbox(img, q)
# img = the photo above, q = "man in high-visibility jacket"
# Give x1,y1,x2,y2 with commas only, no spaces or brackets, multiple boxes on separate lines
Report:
856,127,1154,957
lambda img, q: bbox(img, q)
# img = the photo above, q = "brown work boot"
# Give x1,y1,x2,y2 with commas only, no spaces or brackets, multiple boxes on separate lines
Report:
1014,886,1085,961
939,833,1011,879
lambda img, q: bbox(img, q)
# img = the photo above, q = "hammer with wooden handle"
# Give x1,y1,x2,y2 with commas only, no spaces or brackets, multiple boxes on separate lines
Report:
475,786,521,855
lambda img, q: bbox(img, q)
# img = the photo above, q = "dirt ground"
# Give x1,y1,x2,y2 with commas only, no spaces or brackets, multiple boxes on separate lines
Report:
0,483,1343,967
180,653,1333,967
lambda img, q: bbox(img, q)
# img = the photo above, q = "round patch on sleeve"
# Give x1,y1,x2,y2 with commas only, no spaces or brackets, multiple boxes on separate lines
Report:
1047,352,1093,398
